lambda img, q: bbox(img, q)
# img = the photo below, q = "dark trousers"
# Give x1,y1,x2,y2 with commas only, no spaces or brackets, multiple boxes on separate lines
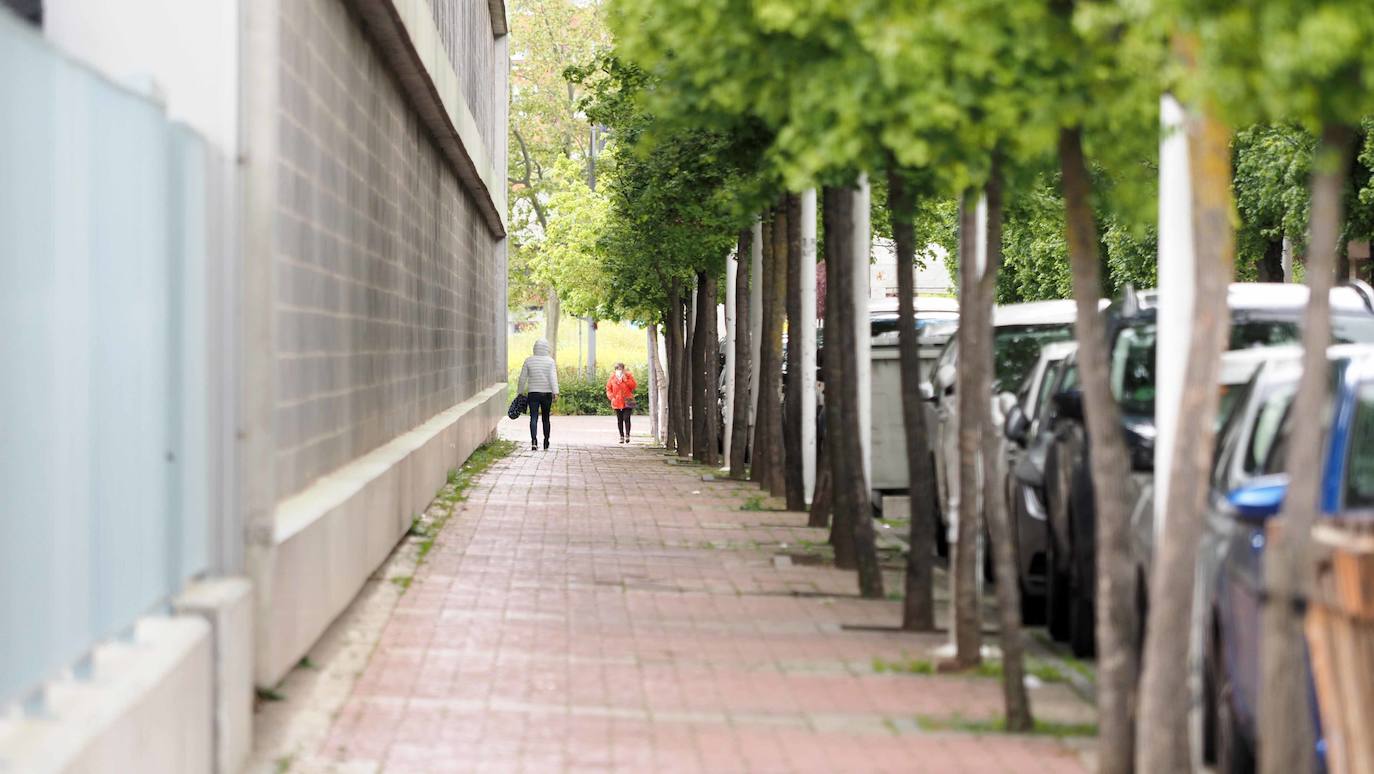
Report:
615,407,632,437
528,392,552,443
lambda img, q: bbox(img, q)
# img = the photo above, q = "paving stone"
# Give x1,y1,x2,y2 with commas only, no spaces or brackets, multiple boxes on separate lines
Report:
300,417,1092,772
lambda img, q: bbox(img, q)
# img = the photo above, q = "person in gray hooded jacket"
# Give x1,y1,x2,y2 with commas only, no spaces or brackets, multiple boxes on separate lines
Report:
517,339,559,450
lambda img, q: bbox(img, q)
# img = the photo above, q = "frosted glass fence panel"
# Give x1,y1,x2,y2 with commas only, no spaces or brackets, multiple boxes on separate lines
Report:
0,13,212,708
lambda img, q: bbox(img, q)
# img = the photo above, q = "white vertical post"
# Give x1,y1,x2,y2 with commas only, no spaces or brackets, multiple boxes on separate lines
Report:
1282,237,1294,282
800,189,818,502
724,253,738,462
749,219,764,446
1155,94,1195,538
853,178,872,493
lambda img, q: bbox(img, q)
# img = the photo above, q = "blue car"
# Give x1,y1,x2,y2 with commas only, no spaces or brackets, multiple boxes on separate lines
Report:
1199,344,1374,772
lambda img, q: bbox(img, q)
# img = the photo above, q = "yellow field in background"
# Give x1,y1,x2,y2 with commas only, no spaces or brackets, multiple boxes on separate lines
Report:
507,315,652,378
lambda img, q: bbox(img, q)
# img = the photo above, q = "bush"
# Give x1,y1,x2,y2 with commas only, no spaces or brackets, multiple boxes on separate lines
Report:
509,366,651,416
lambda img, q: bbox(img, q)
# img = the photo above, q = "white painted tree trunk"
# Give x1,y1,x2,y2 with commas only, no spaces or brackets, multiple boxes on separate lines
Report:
852,178,872,493
724,254,737,462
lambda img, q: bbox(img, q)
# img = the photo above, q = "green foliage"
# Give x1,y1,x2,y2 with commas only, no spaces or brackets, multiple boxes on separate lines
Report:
547,367,651,416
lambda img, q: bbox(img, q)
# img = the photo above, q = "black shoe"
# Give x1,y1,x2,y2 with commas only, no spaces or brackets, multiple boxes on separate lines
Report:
531,441,537,451
543,438,550,450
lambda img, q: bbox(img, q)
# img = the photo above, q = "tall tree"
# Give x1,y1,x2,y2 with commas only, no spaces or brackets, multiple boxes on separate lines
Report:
783,194,807,510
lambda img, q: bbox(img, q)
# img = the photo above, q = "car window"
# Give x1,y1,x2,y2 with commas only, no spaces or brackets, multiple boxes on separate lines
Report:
1033,361,1064,420
1330,315,1374,344
1344,384,1374,509
1248,388,1296,475
992,324,1074,393
1111,323,1156,415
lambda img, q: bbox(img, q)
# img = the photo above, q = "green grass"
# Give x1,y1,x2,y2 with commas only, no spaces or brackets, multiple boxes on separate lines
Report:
390,575,413,590
916,714,1097,738
274,755,294,773
255,686,287,703
740,495,785,512
872,656,935,675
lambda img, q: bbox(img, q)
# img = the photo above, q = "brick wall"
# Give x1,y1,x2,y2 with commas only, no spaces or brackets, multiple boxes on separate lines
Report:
272,0,504,498
428,0,499,153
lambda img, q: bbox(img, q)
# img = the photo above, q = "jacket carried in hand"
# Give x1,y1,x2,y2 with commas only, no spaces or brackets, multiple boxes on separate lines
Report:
605,371,637,410
517,339,559,395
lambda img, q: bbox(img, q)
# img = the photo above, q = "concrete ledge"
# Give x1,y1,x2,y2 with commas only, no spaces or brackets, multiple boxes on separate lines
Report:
175,578,253,774
0,617,213,774
343,0,507,237
256,383,506,686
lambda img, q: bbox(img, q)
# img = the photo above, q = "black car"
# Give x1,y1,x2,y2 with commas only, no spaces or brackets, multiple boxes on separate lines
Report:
1042,282,1374,658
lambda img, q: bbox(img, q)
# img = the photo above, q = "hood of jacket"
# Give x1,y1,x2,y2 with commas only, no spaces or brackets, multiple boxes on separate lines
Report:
533,339,551,357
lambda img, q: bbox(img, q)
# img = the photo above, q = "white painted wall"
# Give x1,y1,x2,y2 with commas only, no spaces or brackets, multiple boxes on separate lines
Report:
44,0,240,155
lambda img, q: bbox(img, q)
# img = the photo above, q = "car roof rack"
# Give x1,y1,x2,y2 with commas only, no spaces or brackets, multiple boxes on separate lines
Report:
1342,279,1374,313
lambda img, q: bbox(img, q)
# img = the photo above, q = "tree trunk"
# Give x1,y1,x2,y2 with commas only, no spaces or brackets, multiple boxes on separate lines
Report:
952,190,986,667
783,194,807,510
823,191,857,568
1258,237,1285,283
888,169,937,632
766,202,790,497
694,269,720,466
827,186,884,598
730,229,754,477
1059,127,1140,774
587,318,598,378
982,170,1033,730
678,291,694,457
665,286,684,454
655,326,669,445
1258,124,1354,774
809,421,832,528
692,271,710,462
647,324,662,444
1138,106,1238,774
753,211,776,486
545,286,561,359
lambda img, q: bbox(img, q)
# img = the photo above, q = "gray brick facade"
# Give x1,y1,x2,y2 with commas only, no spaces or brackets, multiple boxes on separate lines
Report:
272,0,505,498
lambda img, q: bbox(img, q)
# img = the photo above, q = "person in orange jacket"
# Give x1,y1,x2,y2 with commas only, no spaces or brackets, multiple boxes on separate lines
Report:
605,362,638,444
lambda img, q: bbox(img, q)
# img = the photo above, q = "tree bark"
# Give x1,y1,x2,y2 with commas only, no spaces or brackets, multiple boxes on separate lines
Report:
827,186,884,598
1258,124,1354,774
730,228,755,478
692,271,710,462
783,194,807,510
823,191,857,569
753,210,777,486
1258,237,1285,283
678,291,694,457
545,286,561,359
1138,106,1238,774
654,326,669,445
694,269,720,466
766,202,790,497
982,170,1033,730
888,169,937,632
1059,127,1140,774
647,324,662,444
809,422,832,528
952,190,987,667
666,283,688,455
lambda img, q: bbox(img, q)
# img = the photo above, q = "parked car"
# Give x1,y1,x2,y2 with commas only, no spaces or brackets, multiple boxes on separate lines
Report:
1196,344,1374,773
998,340,1078,622
925,300,1078,553
1044,282,1374,658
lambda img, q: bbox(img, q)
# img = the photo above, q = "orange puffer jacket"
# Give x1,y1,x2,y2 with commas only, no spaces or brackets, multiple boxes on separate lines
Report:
605,371,637,410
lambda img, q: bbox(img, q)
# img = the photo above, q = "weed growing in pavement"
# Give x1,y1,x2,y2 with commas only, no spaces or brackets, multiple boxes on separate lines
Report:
916,714,1097,738
297,656,318,670
390,575,413,590
256,686,286,703
410,439,517,568
872,656,935,675
274,755,294,773
740,495,784,511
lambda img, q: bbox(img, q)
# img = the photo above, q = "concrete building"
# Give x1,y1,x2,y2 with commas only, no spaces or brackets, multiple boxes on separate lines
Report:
0,2,508,772
869,237,954,299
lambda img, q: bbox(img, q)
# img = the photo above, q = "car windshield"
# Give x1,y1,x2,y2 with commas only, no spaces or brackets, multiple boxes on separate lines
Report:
993,324,1074,393
1033,360,1065,421
1109,314,1374,418
1345,383,1374,509
870,311,959,339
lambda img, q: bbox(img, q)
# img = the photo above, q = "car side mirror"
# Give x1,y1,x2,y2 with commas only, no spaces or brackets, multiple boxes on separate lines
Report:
920,381,936,402
1053,389,1084,421
1226,476,1289,522
1003,405,1029,445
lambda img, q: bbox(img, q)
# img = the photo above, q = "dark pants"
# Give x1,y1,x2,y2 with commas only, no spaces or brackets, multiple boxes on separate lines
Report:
528,392,552,444
615,407,632,437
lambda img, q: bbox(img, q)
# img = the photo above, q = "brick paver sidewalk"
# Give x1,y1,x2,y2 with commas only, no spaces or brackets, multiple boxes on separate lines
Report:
313,418,1091,773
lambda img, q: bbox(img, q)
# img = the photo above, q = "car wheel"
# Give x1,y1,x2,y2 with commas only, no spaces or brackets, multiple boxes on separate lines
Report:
1046,524,1071,642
